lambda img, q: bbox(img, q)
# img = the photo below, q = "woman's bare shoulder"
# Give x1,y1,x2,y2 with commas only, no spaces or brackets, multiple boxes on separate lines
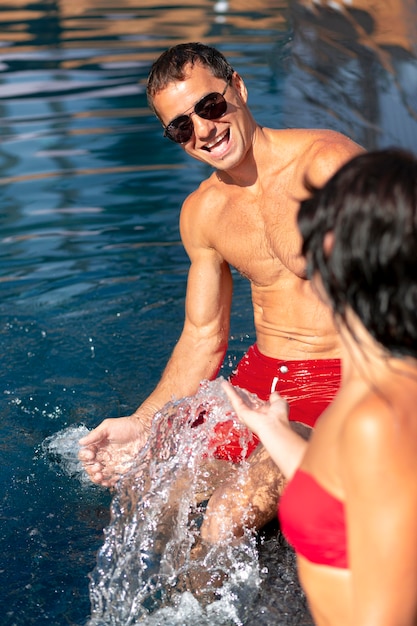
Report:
340,382,417,475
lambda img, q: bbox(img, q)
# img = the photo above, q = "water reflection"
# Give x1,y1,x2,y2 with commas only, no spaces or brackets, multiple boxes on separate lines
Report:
1,1,417,625
283,0,417,151
0,0,289,57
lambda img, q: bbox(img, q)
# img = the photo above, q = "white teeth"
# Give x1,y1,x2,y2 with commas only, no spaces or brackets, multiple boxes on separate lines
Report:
206,130,227,150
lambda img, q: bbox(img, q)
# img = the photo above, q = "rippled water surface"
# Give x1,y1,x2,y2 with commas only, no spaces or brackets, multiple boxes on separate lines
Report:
1,1,417,624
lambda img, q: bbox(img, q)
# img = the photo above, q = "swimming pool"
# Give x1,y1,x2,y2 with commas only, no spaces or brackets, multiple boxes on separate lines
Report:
1,1,416,624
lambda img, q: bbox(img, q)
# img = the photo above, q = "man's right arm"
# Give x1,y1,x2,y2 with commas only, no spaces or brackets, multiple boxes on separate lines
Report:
79,193,234,485
133,247,234,421
133,186,234,422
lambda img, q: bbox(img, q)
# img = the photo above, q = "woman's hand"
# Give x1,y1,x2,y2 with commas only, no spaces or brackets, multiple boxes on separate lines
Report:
222,381,308,479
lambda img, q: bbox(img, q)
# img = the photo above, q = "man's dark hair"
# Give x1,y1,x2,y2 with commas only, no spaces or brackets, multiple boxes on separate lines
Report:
146,42,234,113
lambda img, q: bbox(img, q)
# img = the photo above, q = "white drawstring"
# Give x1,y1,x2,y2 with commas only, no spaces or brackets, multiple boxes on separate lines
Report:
270,376,279,394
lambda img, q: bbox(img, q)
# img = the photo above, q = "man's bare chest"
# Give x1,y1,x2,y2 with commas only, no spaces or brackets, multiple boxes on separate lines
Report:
209,193,301,284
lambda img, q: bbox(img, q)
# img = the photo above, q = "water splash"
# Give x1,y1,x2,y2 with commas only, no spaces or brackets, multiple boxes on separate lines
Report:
40,424,94,486
87,378,266,625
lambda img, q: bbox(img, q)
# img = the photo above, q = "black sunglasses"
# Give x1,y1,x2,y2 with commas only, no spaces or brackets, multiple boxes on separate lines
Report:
163,81,230,144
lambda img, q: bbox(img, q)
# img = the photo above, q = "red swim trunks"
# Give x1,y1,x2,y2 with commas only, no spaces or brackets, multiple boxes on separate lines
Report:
212,344,341,462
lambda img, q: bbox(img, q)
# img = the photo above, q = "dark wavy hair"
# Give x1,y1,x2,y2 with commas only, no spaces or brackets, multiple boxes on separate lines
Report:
298,148,417,358
146,42,234,114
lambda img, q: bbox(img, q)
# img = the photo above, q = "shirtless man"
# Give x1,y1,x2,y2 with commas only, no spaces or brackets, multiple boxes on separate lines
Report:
79,42,363,542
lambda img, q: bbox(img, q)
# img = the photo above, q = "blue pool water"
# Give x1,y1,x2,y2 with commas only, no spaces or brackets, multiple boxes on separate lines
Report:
1,1,417,624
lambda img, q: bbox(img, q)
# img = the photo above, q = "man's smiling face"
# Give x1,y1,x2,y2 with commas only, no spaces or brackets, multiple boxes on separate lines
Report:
153,62,251,171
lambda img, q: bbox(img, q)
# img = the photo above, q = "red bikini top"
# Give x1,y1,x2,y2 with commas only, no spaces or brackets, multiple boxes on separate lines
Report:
279,468,348,569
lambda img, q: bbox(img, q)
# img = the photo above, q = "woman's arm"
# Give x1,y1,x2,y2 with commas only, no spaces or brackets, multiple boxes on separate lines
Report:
222,382,308,479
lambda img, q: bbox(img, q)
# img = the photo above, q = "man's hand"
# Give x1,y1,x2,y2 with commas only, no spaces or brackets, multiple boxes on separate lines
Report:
78,415,151,488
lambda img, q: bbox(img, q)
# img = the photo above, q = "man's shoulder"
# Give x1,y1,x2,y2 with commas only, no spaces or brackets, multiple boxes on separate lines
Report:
280,129,364,189
267,127,359,150
179,173,229,246
263,127,363,167
182,173,228,214
304,128,363,155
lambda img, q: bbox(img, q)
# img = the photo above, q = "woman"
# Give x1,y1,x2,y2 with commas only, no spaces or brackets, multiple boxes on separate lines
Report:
223,148,417,625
